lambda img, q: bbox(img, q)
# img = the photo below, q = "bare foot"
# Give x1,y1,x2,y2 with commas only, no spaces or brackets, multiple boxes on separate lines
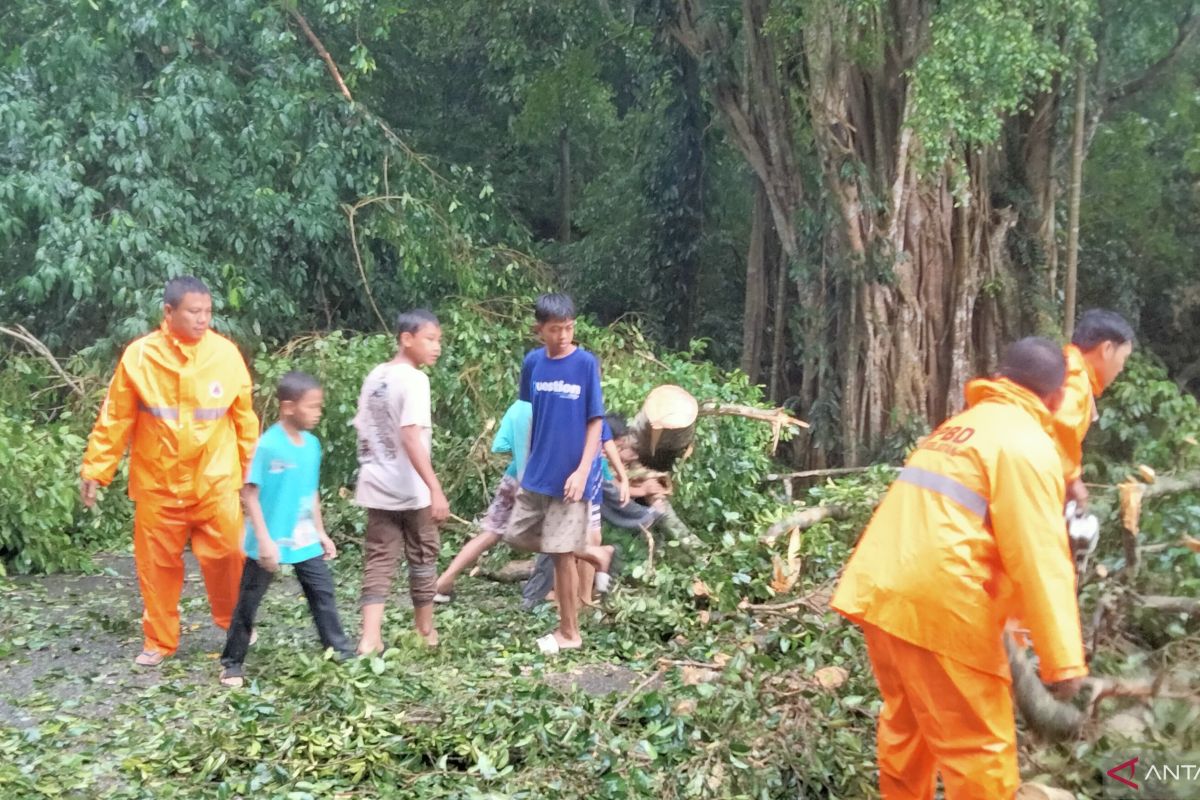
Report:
357,638,384,656
552,630,582,650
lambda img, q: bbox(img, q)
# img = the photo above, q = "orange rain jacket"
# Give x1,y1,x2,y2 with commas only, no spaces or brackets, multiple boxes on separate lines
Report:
82,323,259,502
1051,344,1104,483
832,377,1087,684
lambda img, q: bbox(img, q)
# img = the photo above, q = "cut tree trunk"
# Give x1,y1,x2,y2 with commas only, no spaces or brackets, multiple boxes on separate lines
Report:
630,384,700,471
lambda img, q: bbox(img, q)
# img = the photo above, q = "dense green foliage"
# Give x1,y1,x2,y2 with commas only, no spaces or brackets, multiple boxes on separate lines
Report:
1,0,1199,796
0,0,533,357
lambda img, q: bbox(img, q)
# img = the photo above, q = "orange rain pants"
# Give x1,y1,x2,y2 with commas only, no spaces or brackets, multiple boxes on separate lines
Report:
133,492,244,656
863,624,1019,800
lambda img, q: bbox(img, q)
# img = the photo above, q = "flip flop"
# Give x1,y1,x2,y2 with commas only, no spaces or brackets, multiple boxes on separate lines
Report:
134,650,165,667
536,634,561,656
249,627,259,646
432,592,454,605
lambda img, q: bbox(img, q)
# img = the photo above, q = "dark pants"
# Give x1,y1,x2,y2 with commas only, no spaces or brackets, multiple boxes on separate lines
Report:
220,556,353,673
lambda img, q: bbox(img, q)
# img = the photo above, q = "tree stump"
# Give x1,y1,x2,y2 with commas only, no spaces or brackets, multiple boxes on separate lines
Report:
630,385,699,471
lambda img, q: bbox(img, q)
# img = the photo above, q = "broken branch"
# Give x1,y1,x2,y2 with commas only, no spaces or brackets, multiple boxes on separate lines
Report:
760,505,847,546
0,325,85,397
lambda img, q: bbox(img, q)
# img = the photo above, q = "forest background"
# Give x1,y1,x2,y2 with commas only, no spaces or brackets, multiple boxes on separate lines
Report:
1,1,1200,798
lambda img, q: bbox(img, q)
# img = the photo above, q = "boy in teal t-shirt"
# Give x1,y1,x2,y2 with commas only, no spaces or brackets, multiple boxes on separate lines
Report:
432,399,531,600
219,372,354,687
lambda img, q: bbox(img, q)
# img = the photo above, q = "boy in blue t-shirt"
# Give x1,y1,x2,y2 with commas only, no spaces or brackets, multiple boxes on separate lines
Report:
502,293,616,655
219,372,354,687
432,399,531,601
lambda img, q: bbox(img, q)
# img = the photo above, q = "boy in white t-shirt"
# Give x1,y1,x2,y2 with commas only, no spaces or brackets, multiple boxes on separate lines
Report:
352,309,449,651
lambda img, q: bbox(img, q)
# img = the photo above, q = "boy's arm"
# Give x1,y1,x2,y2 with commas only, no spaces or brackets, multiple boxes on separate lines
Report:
401,426,449,522
241,483,280,572
564,417,602,502
564,354,606,502
603,439,630,505
312,491,336,559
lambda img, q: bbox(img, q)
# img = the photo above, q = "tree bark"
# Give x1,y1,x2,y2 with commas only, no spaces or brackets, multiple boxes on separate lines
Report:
1063,67,1087,340
741,180,771,383
768,248,788,403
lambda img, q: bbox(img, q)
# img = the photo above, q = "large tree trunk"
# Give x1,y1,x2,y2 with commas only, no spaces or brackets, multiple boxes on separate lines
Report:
668,0,1031,463
673,42,705,348
1063,66,1087,340
767,243,788,403
741,180,771,384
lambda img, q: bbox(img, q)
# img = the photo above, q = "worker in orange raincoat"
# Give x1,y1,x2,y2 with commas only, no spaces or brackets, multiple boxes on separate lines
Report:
81,276,259,666
1053,309,1134,510
832,338,1087,799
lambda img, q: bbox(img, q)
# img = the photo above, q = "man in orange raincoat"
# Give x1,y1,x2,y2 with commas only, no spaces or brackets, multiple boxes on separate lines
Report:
81,277,259,666
1054,309,1134,510
832,338,1087,799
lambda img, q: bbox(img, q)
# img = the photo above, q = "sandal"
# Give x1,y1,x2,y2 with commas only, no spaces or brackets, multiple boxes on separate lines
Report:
134,650,165,667
432,592,454,605
536,633,581,656
219,666,245,688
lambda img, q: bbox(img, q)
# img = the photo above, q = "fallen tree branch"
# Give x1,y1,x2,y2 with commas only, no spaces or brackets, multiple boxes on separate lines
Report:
344,201,393,333
698,402,809,428
766,467,894,502
1139,595,1200,616
744,594,826,615
288,5,444,182
603,665,668,726
1143,470,1200,499
288,7,352,102
642,524,656,577
1007,633,1183,741
699,401,808,455
744,578,835,615
0,325,85,397
478,559,536,583
658,658,726,670
760,505,847,546
766,466,880,481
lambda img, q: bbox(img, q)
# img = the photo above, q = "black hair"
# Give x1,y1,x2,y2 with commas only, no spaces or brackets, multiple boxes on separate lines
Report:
163,276,211,307
277,371,322,403
534,293,576,324
1072,309,1134,351
395,308,440,336
997,337,1067,398
605,413,629,439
